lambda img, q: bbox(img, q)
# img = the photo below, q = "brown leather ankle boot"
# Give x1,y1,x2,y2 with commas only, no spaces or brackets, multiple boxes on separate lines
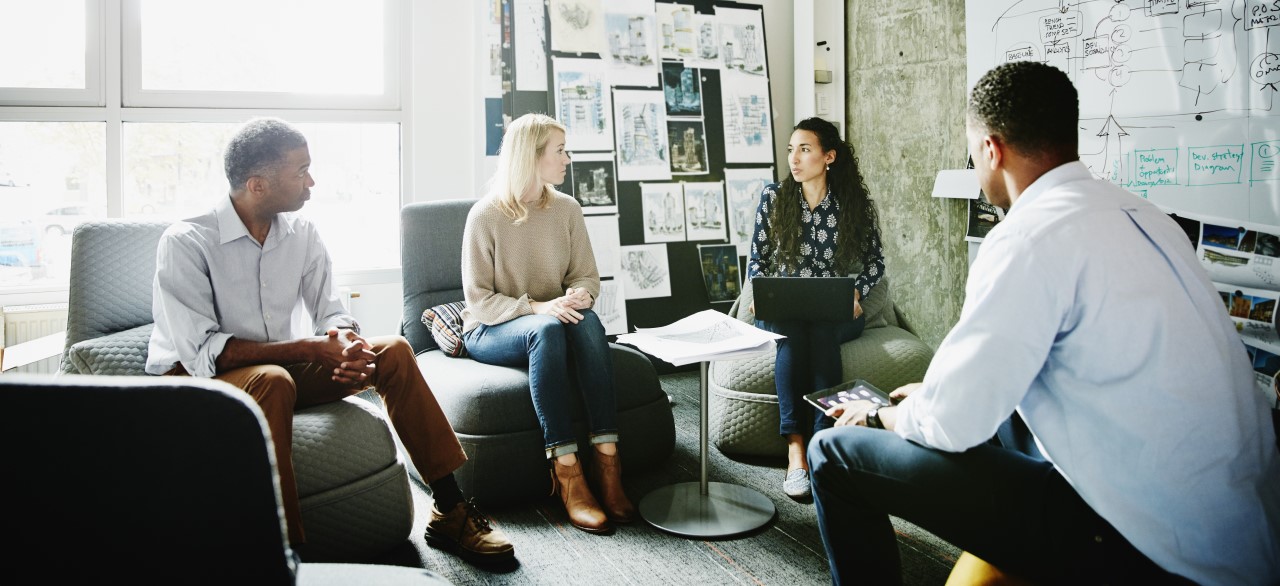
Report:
552,458,611,534
590,449,636,523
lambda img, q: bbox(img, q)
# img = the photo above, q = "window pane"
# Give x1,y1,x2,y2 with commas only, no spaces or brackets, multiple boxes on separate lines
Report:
0,122,107,289
139,0,385,95
122,122,401,270
0,1,86,89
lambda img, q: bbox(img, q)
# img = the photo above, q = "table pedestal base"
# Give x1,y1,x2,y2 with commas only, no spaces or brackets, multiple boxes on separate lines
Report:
639,481,776,538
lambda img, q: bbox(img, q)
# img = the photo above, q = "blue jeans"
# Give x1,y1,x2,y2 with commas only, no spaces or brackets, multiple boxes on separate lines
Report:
463,310,618,458
755,315,865,437
807,426,1188,585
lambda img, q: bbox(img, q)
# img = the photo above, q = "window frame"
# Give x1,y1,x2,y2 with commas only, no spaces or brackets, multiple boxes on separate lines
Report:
0,0,104,107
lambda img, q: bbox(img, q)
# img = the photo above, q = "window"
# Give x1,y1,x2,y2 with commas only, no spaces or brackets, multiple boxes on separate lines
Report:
0,0,406,293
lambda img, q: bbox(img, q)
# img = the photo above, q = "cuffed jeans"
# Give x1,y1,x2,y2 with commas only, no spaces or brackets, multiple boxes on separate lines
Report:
807,425,1192,585
463,310,619,458
755,315,866,437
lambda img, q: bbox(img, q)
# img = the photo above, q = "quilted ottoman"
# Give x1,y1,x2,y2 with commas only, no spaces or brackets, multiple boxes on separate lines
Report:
708,277,934,457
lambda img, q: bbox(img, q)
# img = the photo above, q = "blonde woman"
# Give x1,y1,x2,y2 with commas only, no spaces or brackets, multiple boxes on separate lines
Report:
460,113,634,534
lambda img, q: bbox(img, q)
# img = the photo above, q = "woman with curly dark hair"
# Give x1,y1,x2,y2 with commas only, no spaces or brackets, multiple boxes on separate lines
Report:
747,117,884,499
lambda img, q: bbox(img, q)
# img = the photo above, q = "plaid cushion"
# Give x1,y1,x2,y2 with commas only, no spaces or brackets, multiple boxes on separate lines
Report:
421,301,468,358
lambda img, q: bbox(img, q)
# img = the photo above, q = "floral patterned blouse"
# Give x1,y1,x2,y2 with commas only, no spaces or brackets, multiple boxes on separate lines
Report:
747,182,885,299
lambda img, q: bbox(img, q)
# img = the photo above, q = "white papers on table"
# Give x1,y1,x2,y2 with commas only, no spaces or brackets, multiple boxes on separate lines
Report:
616,309,782,366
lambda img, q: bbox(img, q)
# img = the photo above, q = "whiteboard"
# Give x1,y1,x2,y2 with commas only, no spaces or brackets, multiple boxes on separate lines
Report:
966,0,1279,225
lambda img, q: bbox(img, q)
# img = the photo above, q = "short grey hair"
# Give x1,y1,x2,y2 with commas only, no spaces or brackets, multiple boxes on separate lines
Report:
224,117,308,190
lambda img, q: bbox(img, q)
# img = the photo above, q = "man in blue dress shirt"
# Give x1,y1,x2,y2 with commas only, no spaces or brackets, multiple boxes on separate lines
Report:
146,117,514,564
809,61,1280,585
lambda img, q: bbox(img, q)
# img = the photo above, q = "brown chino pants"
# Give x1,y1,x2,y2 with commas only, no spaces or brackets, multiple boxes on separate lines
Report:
168,335,466,544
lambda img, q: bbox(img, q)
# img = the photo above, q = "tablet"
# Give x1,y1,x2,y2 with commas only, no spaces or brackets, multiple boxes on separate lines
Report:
804,379,893,414
753,276,858,322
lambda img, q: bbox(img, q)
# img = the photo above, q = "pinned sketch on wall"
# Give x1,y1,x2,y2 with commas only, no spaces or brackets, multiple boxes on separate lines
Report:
715,6,768,77
584,214,622,278
655,3,697,61
483,0,505,97
668,119,709,175
720,73,774,163
620,243,672,299
557,152,618,215
602,0,660,87
966,1,1280,225
688,13,721,69
662,62,703,116
515,0,548,92
596,279,629,335
684,181,727,241
613,90,672,180
553,58,615,152
698,243,741,303
725,167,774,255
1162,206,1280,290
550,0,605,54
640,182,686,242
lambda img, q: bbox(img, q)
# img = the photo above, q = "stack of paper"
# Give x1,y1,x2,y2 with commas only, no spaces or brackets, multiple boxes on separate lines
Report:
616,309,783,367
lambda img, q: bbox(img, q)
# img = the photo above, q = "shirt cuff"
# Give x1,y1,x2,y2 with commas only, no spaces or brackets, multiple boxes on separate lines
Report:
188,332,234,378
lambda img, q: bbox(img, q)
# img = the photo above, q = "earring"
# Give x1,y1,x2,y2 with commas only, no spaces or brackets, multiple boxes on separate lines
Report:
826,164,831,171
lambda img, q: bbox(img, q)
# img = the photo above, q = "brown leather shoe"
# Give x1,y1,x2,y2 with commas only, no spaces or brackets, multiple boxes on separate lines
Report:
425,500,515,564
590,449,636,523
552,458,611,534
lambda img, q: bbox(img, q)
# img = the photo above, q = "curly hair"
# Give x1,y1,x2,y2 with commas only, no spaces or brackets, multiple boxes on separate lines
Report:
769,117,881,274
967,61,1078,161
224,117,308,191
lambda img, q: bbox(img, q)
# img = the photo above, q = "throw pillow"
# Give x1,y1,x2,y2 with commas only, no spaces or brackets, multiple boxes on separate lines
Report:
421,301,468,358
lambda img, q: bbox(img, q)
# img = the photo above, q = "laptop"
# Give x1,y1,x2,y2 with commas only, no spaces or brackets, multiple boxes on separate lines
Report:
752,276,858,322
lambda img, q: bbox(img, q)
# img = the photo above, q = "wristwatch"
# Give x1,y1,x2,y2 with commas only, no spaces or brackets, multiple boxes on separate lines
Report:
866,408,884,430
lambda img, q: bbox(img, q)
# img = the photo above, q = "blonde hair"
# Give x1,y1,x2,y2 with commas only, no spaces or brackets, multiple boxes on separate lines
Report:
488,113,567,225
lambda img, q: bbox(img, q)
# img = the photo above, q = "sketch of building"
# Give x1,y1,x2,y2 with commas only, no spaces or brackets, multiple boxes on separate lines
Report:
559,80,605,134
577,166,613,205
672,6,694,57
641,183,685,242
610,16,653,66
699,244,741,303
620,104,665,165
698,21,717,59
668,121,707,174
663,63,702,115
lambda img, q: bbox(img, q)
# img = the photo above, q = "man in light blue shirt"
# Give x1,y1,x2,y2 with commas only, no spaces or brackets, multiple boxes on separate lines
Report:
146,118,514,564
809,62,1280,585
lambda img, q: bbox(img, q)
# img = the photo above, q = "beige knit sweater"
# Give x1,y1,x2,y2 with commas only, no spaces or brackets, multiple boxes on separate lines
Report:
461,191,600,332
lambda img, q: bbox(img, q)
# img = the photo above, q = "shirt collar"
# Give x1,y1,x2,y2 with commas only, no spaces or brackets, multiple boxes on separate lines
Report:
214,195,297,246
1008,160,1092,214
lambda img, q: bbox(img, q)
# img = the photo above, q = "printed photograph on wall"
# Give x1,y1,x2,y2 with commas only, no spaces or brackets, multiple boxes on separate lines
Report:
725,167,774,255
640,182,686,242
715,6,767,77
553,57,615,152
655,3,697,61
613,89,672,181
602,0,660,87
620,243,672,299
684,181,727,241
720,73,773,163
585,214,622,278
514,0,549,92
965,195,1005,242
596,278,629,335
667,119,709,175
561,152,618,215
698,243,741,303
662,62,702,116
549,0,604,54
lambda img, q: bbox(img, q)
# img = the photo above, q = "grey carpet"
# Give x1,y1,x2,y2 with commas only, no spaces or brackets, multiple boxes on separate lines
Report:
365,371,960,585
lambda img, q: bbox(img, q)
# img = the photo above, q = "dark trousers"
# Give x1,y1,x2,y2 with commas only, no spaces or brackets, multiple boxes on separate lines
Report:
755,315,865,437
807,423,1192,585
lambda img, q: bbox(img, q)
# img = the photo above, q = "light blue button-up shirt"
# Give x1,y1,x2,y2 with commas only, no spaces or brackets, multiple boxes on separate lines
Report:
895,162,1280,584
146,195,357,377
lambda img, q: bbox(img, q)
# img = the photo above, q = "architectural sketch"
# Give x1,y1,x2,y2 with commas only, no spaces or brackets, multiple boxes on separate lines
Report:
641,182,686,243
564,152,618,215
596,279,629,335
603,0,659,87
620,243,672,299
613,90,672,181
584,214,621,278
515,0,548,92
667,119,708,175
689,13,720,69
716,6,767,77
720,73,774,163
725,167,774,255
483,0,503,97
553,58,614,152
662,62,702,116
698,243,741,303
655,3,697,61
549,0,604,54
684,181,727,241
